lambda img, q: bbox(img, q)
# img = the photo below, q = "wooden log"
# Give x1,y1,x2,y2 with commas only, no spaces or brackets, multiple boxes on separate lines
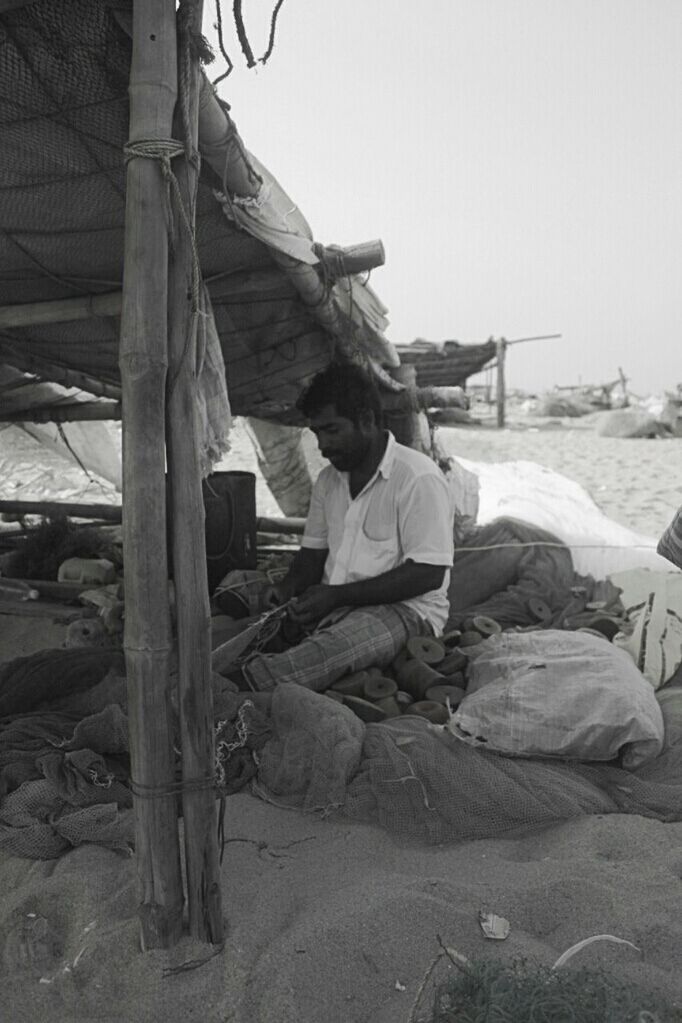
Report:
119,0,183,950
166,0,223,945
0,577,95,602
0,291,121,329
0,348,122,399
384,364,432,454
0,499,122,521
496,338,507,429
0,401,121,423
256,515,306,536
313,240,385,276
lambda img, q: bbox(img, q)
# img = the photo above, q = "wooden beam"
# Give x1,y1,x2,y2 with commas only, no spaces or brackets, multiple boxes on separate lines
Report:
0,498,122,521
256,515,305,535
0,401,121,423
166,0,223,945
496,338,507,429
119,0,183,951
0,348,121,399
0,291,121,329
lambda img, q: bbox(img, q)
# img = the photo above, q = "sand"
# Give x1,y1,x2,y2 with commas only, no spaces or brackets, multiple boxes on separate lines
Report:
2,802,682,1022
1,414,682,1021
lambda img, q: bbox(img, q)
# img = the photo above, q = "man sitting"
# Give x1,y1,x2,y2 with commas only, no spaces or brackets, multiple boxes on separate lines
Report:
238,362,454,692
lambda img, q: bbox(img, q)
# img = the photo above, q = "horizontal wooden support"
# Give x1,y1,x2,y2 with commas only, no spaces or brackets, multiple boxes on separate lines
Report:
0,291,122,329
0,503,307,541
0,348,122,400
0,401,121,423
0,577,93,601
314,240,385,277
0,499,123,522
0,599,84,620
256,515,305,536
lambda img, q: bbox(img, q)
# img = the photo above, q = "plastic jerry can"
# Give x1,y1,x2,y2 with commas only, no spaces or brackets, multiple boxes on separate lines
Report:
57,558,117,586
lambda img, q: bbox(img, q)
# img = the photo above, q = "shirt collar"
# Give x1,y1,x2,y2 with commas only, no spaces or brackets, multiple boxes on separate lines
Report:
335,431,397,491
377,431,397,479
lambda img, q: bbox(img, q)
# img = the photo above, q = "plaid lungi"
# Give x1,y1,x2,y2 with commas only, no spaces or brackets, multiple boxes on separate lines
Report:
658,506,682,569
244,603,428,693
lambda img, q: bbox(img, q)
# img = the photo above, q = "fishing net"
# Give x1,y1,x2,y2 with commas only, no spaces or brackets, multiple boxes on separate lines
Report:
245,682,682,846
429,959,681,1023
0,0,376,421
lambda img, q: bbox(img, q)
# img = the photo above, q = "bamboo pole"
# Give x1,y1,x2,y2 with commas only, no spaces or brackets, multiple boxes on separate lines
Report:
0,291,121,329
0,499,122,520
119,0,183,950
165,0,223,945
0,401,120,423
495,338,507,428
0,348,122,399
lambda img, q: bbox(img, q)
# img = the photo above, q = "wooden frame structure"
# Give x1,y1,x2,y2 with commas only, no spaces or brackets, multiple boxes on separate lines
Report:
0,0,393,951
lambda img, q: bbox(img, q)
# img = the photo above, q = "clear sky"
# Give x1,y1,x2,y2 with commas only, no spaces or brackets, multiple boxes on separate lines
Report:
202,1,682,395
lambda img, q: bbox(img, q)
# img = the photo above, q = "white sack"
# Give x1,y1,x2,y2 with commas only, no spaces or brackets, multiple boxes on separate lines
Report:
447,456,673,578
449,630,664,770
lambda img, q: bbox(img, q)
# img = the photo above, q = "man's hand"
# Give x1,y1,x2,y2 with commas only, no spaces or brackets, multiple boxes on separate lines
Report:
287,584,342,627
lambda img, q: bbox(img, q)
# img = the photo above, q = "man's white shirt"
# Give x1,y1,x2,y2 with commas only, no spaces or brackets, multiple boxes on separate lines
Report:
301,432,454,634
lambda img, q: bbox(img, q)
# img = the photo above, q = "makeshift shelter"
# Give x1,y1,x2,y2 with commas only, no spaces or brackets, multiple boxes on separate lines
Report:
0,0,406,950
394,338,497,388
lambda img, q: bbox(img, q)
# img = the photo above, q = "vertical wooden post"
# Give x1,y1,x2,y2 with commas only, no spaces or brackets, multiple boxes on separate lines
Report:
496,337,507,428
119,0,184,949
386,364,432,454
166,0,224,943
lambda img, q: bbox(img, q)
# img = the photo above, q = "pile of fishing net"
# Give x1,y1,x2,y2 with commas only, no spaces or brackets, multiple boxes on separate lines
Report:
0,649,133,858
446,517,625,632
429,959,680,1023
214,681,682,846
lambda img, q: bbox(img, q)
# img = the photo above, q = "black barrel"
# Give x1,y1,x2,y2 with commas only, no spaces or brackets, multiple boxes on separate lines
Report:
168,471,257,594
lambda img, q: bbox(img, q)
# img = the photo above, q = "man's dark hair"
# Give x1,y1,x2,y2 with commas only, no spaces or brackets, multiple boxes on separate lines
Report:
297,362,383,426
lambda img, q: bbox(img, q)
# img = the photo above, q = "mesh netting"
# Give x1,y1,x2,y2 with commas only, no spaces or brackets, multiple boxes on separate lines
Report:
250,684,682,846
0,0,335,419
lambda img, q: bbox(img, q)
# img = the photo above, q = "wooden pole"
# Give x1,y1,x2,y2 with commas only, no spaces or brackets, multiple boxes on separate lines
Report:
495,338,507,428
166,0,223,944
119,0,183,950
0,348,121,399
0,499,122,520
0,401,121,423
0,291,121,329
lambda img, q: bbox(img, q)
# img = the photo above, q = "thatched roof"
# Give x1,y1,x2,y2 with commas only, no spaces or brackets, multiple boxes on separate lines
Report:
0,0,398,425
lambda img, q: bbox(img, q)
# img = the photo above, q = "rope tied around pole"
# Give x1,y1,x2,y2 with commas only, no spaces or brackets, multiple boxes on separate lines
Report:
123,139,203,316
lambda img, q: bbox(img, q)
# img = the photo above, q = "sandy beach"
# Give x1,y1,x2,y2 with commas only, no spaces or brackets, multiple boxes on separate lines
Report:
1,414,682,1021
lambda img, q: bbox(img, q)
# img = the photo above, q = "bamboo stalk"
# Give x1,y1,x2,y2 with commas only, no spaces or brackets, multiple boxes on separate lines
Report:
119,0,183,950
0,401,120,423
496,338,507,429
256,515,305,535
0,499,122,520
0,347,122,399
0,291,121,329
166,0,223,944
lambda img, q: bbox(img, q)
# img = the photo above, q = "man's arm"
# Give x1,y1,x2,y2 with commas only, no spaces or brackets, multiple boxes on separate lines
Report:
288,560,446,626
273,546,328,604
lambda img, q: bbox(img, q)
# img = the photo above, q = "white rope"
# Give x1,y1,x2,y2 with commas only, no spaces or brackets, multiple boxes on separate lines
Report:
455,541,659,553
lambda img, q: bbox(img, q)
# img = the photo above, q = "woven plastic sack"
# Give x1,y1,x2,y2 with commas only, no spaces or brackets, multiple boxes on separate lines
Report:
449,630,664,769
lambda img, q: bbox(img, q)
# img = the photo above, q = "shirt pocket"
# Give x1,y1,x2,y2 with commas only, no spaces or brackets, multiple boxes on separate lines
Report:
353,529,399,578
361,501,394,543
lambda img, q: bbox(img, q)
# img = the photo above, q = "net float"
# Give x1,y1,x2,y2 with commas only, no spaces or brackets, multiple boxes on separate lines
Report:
406,635,446,665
